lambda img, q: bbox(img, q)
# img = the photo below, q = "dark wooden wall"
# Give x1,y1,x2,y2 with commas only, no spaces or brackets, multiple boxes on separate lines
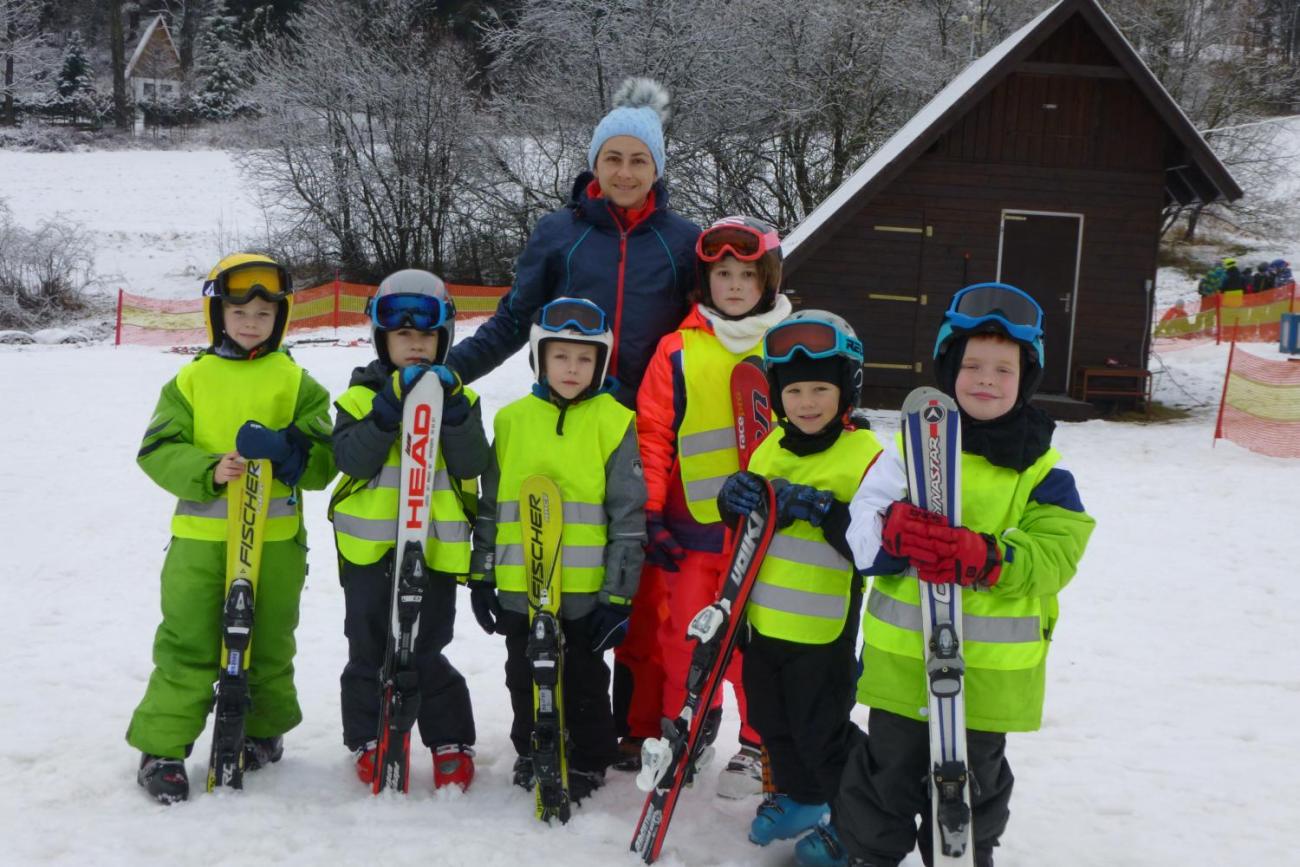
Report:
785,14,1168,407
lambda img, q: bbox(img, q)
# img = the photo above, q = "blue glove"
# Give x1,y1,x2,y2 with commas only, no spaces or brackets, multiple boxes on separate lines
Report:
372,364,432,430
719,471,766,517
776,484,836,528
644,511,686,572
588,602,631,653
236,421,309,486
468,575,500,635
431,364,471,427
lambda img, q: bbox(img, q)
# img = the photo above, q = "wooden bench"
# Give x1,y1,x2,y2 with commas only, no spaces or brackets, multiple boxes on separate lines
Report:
1073,366,1152,411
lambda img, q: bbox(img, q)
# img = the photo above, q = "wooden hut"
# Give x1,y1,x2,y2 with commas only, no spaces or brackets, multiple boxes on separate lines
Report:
781,0,1241,410
125,15,182,107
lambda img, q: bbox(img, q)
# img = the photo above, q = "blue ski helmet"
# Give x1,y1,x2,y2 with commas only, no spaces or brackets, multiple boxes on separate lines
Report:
763,309,864,419
934,282,1045,409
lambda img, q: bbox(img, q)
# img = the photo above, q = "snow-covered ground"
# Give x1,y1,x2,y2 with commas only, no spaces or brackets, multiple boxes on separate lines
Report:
3,149,1300,866
1,329,1297,867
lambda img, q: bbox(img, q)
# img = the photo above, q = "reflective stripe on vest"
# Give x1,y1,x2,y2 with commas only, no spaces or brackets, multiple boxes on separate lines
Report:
858,447,1062,725
678,330,761,524
171,352,302,542
492,393,633,596
746,426,882,644
330,383,474,571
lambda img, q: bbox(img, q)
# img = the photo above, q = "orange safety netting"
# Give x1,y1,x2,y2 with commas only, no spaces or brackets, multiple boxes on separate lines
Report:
115,279,508,347
1153,281,1297,352
1214,341,1300,458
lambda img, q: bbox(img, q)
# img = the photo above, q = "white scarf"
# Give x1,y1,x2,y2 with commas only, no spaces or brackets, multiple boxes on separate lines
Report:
697,294,793,354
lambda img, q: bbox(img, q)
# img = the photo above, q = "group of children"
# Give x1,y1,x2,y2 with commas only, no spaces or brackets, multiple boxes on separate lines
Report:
126,216,1093,867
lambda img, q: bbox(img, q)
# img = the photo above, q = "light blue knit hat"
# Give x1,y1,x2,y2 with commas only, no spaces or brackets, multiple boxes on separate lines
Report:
588,78,671,177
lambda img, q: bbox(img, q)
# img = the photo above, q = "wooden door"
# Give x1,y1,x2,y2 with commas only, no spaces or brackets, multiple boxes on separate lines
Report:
997,212,1080,393
846,210,927,394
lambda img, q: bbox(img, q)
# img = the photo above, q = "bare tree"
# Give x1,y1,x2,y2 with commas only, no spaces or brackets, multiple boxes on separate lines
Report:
0,0,40,125
109,0,129,130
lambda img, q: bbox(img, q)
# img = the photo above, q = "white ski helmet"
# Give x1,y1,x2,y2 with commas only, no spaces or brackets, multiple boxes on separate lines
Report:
528,297,614,396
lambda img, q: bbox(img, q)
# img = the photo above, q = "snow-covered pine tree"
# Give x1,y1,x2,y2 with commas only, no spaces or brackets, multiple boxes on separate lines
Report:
53,30,100,125
192,10,249,120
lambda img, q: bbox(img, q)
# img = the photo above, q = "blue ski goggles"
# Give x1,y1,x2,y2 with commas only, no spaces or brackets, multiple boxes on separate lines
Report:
367,292,455,332
536,297,608,335
934,283,1045,363
764,318,864,365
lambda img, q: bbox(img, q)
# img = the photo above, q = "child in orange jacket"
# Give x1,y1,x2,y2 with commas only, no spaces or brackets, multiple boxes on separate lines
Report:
632,216,793,798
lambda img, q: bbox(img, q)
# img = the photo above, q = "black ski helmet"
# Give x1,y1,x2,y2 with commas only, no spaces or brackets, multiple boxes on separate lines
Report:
763,309,864,419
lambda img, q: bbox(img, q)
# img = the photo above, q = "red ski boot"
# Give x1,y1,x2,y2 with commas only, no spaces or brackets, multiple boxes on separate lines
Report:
433,744,475,792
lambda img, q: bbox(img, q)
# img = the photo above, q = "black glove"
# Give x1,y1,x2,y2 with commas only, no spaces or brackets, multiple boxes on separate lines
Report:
431,365,471,427
372,364,432,430
468,575,500,635
235,421,310,487
776,484,836,528
588,602,630,653
719,471,766,518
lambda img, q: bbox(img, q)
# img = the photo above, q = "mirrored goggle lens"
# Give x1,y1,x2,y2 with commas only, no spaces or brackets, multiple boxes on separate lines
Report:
698,226,768,261
372,293,453,330
540,299,606,334
765,320,842,361
952,285,1042,329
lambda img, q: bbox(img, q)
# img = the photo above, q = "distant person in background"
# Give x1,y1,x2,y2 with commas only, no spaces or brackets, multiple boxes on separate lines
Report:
1241,266,1255,293
1270,259,1293,285
1222,257,1246,292
1197,261,1226,296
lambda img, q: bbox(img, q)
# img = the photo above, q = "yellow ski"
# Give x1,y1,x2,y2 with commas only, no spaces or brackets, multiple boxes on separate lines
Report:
207,458,271,791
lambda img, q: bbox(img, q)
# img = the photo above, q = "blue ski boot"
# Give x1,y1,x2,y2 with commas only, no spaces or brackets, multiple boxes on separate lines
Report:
748,794,829,846
795,823,848,867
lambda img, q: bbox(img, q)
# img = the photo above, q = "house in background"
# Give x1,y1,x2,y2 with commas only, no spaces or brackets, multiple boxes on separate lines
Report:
781,0,1241,412
125,14,182,127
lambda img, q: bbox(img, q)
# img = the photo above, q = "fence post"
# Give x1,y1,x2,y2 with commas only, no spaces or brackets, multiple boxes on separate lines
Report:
1213,337,1237,447
332,271,341,334
114,288,124,347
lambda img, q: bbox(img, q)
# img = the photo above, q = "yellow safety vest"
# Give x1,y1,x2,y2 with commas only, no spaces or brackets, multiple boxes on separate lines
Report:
678,329,762,524
492,393,633,596
330,384,476,573
859,445,1061,731
171,352,303,542
747,426,882,644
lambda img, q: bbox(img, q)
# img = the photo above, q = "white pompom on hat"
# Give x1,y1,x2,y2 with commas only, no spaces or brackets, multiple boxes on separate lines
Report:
588,77,671,177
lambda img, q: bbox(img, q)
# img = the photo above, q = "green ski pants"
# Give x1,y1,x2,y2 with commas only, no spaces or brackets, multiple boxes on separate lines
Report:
126,534,307,759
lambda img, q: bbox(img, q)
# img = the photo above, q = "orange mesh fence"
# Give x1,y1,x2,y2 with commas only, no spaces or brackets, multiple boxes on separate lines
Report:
115,280,509,347
1153,281,1297,351
1214,341,1300,458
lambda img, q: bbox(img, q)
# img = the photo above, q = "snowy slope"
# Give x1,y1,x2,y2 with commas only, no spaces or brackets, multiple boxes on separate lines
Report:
2,331,1299,867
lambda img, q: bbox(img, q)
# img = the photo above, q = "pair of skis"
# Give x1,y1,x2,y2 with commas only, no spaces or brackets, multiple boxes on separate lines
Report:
372,375,445,794
629,357,774,863
901,387,974,866
207,458,271,791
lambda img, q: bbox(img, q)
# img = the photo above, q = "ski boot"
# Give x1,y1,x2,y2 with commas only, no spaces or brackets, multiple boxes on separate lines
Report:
749,794,830,846
611,736,643,772
511,754,534,790
138,754,189,805
352,741,378,785
568,768,605,804
795,823,848,867
433,744,475,791
243,735,283,771
716,744,763,799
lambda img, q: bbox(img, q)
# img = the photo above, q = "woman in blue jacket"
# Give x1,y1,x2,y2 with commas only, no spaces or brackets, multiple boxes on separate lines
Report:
446,78,700,409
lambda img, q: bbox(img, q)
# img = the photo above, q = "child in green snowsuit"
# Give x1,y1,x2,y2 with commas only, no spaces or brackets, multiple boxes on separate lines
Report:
126,253,336,803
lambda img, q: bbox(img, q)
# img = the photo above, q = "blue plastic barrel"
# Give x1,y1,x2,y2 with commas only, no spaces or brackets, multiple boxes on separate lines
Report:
1282,312,1300,354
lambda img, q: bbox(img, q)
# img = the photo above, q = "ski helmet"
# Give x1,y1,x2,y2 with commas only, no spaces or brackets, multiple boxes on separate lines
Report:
529,297,614,397
368,269,456,366
202,252,294,356
696,215,783,316
933,282,1045,409
763,309,864,419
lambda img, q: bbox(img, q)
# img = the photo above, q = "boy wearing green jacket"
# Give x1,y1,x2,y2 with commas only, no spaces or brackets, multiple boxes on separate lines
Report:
126,253,335,804
796,283,1095,867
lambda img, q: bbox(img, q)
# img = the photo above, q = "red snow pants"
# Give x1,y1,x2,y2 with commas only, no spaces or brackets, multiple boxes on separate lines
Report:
660,549,760,746
614,562,668,740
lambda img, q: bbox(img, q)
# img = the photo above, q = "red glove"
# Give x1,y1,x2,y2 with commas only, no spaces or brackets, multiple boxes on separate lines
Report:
916,526,1002,588
880,501,949,566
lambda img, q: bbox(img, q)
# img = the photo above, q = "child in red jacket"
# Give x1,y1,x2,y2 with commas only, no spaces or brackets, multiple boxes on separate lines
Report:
633,216,793,798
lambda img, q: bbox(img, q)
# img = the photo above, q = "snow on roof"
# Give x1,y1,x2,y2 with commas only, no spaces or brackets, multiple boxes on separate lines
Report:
782,2,1062,258
125,14,180,81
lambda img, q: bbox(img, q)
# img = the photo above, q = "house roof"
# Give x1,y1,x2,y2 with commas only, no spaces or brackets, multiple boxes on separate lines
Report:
125,14,181,81
783,0,1243,266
